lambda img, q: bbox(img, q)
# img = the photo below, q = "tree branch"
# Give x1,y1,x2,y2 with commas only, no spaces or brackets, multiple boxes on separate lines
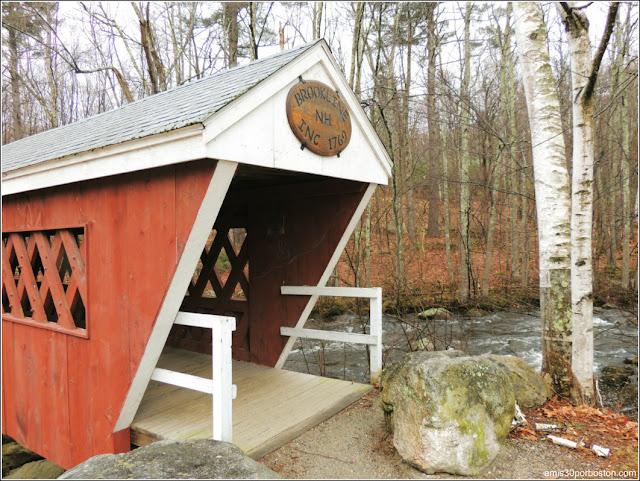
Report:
584,2,619,100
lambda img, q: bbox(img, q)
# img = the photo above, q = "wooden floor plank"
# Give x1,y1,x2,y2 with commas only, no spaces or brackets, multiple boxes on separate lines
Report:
131,348,371,458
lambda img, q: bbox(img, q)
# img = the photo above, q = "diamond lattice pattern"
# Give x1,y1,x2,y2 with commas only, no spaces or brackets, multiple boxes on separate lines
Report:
188,226,249,301
2,228,87,330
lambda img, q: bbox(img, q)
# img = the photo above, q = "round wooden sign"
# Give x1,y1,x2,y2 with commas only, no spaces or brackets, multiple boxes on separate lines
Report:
285,80,352,156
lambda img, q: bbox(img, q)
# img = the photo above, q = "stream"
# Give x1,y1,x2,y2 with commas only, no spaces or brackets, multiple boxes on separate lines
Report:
283,307,638,388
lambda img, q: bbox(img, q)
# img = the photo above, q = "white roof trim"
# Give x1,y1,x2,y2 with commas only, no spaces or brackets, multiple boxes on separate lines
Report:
203,41,392,180
2,40,392,197
1,125,205,196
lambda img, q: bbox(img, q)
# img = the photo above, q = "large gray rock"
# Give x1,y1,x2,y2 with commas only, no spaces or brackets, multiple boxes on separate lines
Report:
380,350,515,476
58,440,282,479
483,354,551,409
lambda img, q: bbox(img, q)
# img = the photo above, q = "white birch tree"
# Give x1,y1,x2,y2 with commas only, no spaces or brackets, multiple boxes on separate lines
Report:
556,1,619,403
514,2,574,396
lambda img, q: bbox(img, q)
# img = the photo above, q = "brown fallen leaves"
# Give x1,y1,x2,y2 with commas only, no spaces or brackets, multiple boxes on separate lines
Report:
510,397,639,474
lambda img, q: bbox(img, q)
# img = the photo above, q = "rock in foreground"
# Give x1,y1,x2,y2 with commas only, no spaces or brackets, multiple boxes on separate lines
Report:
380,350,515,476
5,459,64,479
483,354,551,409
58,440,282,479
2,442,44,476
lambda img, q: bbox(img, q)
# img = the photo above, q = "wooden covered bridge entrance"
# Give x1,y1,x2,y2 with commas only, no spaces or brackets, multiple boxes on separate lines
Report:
2,40,392,469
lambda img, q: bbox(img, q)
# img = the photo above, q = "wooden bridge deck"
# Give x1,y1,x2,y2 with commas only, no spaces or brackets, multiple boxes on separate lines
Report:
130,347,372,459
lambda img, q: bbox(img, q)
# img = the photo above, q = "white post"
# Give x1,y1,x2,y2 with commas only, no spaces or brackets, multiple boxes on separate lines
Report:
211,316,235,442
369,288,382,385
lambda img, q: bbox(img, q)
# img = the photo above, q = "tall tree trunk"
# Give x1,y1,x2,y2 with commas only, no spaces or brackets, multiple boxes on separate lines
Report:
521,161,530,289
249,2,258,61
620,86,631,290
44,5,59,128
313,2,323,40
365,202,372,287
132,2,167,94
279,22,286,51
426,3,441,239
505,2,521,281
441,111,454,283
514,2,573,396
606,145,618,267
557,1,618,403
617,7,632,290
404,10,417,245
349,2,365,91
482,161,499,298
223,2,239,68
458,3,473,302
385,3,406,297
7,23,24,141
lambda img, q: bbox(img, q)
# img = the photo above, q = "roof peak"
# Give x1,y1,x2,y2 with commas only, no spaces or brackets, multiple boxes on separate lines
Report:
2,40,324,174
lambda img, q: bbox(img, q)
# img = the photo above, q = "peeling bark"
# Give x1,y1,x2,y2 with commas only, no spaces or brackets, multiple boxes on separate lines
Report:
514,2,573,396
557,1,618,403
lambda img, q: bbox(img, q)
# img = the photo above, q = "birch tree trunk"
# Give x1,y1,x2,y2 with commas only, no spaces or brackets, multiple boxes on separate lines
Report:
514,2,573,395
557,1,618,402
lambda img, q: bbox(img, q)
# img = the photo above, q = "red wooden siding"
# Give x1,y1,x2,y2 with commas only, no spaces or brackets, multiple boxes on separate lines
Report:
1,159,217,469
168,200,251,360
247,179,368,366
168,178,367,366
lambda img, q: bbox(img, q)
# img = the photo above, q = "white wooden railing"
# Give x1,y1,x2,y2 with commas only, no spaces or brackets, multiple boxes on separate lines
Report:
151,311,236,442
280,286,383,384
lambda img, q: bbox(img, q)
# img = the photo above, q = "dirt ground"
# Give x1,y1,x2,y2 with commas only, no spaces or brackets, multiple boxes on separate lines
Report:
259,390,638,480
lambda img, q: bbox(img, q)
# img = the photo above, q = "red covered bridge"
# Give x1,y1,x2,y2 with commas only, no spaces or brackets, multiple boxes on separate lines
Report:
1,40,392,469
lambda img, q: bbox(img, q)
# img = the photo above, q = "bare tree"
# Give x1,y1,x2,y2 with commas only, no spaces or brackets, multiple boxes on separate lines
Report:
425,2,441,239
458,3,473,302
556,1,619,402
514,2,573,396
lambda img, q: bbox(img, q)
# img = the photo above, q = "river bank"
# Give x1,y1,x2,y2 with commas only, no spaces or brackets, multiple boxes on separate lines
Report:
259,389,639,479
286,306,638,416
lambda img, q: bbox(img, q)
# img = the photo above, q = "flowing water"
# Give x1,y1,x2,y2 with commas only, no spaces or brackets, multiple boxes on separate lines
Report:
283,308,638,386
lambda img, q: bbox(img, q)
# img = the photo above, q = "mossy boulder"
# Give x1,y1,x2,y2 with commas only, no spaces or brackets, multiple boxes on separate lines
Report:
5,459,64,479
483,354,551,409
601,365,636,390
2,443,43,476
58,440,281,479
417,308,452,320
380,350,515,476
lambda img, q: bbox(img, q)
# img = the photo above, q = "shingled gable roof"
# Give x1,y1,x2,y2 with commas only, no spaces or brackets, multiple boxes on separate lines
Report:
1,40,321,174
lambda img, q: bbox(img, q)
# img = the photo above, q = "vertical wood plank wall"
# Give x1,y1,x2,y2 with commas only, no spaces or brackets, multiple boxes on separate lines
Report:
1,159,217,469
247,179,368,366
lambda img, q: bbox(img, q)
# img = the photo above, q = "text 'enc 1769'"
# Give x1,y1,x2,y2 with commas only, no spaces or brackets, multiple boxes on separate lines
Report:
285,79,352,157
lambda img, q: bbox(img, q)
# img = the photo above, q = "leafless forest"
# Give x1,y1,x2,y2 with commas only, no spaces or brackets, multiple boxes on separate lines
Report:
2,2,638,312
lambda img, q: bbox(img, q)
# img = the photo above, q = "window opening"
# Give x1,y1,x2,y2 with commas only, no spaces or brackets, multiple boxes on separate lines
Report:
187,226,248,302
2,228,87,334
